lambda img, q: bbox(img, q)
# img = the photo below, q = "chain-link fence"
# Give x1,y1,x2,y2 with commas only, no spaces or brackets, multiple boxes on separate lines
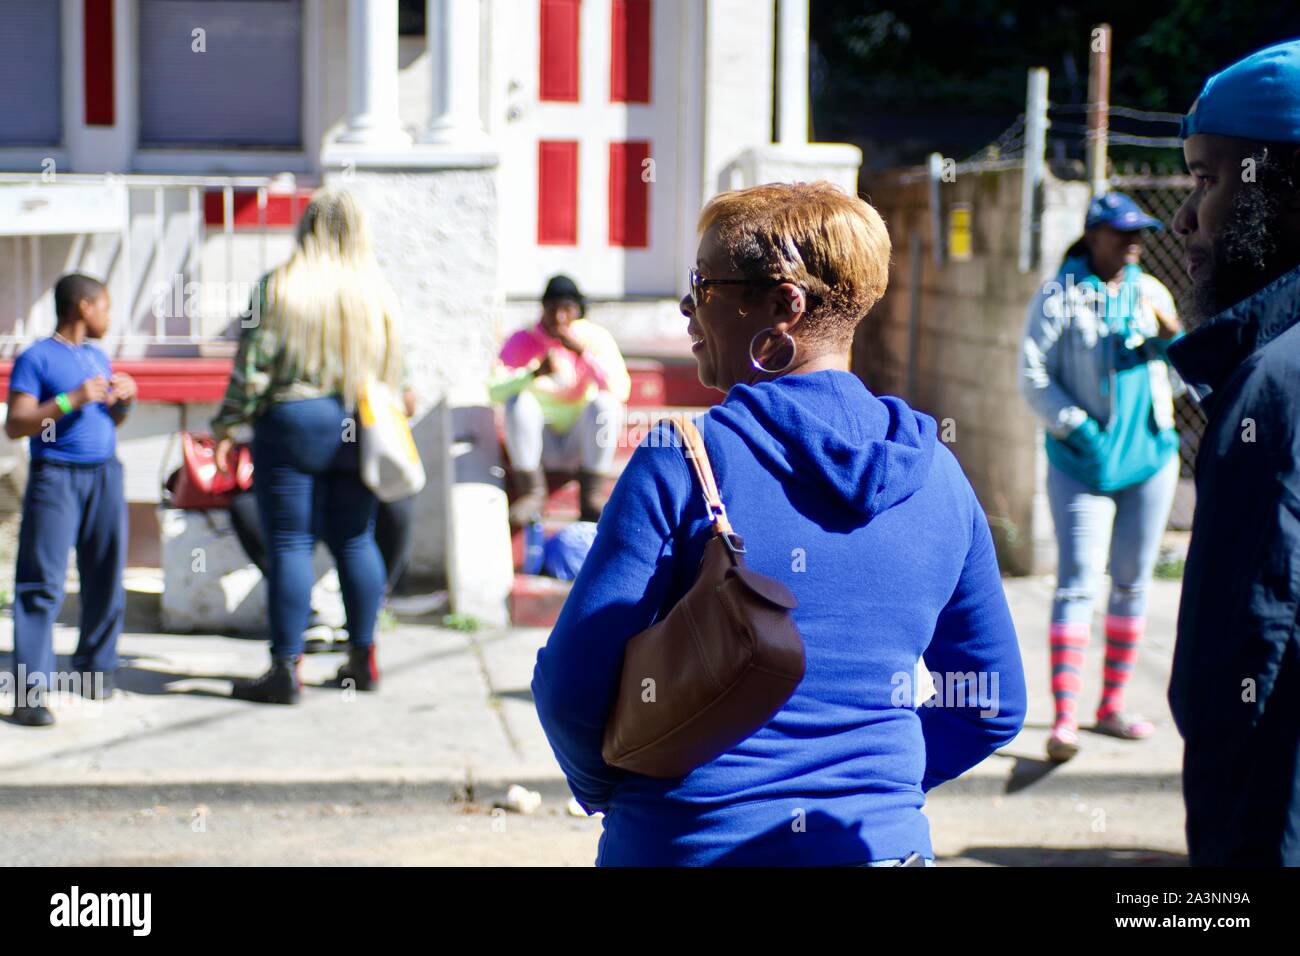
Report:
1109,165,1205,480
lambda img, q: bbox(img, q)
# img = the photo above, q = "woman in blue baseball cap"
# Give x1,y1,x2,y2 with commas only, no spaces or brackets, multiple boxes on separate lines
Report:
1019,192,1185,762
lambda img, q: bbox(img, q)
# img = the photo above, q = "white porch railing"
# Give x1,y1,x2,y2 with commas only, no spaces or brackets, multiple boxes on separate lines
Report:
0,172,306,356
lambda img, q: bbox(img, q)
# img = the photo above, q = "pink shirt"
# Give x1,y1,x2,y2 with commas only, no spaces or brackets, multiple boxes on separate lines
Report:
497,321,630,404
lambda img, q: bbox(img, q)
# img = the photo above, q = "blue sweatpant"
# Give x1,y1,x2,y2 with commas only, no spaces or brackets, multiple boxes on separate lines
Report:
12,457,126,691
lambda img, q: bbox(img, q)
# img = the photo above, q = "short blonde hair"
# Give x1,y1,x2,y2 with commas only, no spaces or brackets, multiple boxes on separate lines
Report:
698,181,890,345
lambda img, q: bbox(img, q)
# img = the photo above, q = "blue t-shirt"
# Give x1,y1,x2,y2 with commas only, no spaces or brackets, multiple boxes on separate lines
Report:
8,337,116,463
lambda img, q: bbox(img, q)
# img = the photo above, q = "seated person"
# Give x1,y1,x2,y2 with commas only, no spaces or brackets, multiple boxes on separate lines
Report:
489,275,630,526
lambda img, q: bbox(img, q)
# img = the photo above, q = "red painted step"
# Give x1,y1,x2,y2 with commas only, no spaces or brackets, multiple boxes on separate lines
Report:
509,573,574,628
626,357,719,408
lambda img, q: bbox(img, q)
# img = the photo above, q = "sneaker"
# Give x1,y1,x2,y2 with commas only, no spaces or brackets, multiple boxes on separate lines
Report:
1046,722,1080,762
1095,711,1155,740
302,623,335,655
336,644,379,692
12,688,55,727
231,658,302,705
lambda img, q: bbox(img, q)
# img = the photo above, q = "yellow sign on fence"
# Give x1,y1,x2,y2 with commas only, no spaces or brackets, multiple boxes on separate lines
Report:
948,203,973,262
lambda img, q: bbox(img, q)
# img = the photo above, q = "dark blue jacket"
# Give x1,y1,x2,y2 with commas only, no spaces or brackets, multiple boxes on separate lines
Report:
1167,263,1300,866
531,370,1025,866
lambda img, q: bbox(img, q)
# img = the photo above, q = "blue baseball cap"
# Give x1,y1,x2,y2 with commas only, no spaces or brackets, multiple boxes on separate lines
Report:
1181,39,1300,143
1085,192,1164,232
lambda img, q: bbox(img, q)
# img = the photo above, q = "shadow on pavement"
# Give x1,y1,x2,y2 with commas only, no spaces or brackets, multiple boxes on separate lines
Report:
494,687,534,704
1007,755,1065,792
950,845,1187,866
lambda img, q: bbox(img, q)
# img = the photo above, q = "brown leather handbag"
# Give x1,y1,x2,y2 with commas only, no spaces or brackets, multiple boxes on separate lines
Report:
601,415,806,778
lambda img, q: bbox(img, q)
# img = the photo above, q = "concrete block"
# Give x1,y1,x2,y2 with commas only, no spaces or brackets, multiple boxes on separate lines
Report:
441,395,513,629
158,507,342,634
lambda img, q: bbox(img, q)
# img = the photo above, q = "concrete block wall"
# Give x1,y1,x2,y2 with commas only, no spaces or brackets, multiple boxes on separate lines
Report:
853,165,1089,575
318,163,511,624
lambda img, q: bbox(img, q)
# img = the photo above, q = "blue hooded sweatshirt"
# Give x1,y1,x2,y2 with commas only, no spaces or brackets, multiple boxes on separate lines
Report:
532,369,1026,866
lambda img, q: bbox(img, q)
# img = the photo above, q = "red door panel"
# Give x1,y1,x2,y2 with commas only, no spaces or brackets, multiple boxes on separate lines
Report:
538,140,579,245
608,140,650,248
610,0,651,103
539,0,581,102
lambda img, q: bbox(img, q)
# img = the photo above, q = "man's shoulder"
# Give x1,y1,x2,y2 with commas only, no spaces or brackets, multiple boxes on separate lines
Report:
13,337,54,360
10,338,53,375
1240,319,1300,395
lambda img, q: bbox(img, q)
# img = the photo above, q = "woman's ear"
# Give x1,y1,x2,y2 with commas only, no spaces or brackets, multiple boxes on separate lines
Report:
769,283,800,321
772,282,807,332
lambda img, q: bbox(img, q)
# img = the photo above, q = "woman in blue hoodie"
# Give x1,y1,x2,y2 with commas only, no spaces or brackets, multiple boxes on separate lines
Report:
532,181,1026,866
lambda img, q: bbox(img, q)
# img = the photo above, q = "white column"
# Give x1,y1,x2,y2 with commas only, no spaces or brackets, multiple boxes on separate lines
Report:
776,0,809,145
420,0,485,145
337,0,411,146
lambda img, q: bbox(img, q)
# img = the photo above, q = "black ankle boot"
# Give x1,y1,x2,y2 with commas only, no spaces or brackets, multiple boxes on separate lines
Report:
12,687,55,727
577,470,605,523
231,658,301,705
508,467,548,528
336,644,379,692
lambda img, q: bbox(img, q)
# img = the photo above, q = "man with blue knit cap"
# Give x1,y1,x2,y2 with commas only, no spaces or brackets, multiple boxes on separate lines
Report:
1166,38,1300,866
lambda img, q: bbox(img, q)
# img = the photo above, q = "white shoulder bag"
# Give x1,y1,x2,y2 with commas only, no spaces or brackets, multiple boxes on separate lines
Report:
357,378,426,502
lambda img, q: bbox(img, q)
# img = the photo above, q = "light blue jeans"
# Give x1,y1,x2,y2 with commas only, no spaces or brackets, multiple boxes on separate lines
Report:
1046,455,1179,625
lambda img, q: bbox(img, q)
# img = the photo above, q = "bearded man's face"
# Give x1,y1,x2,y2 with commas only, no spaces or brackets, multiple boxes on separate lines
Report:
1174,134,1300,328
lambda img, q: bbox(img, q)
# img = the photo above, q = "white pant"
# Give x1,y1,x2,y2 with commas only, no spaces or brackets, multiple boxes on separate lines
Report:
504,390,623,475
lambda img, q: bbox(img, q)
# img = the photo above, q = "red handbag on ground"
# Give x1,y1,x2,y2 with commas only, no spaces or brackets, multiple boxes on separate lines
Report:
163,432,254,509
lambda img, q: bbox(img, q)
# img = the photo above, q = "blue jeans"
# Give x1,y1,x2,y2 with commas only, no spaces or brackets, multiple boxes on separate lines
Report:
12,458,126,690
1047,456,1179,625
252,397,386,660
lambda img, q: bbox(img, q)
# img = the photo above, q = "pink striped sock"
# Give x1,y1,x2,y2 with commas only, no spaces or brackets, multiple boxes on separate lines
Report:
1098,614,1144,721
1050,622,1090,729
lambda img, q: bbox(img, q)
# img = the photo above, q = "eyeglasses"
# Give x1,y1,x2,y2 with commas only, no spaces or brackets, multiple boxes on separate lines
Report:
688,267,789,308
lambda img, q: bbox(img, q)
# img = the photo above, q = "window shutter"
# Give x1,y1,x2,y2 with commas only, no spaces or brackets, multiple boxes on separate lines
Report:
0,0,62,145
137,0,302,147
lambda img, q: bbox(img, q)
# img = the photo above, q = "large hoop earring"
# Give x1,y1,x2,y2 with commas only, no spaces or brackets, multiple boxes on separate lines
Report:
749,328,796,374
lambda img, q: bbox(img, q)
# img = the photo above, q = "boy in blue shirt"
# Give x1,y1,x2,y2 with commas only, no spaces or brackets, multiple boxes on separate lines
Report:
4,274,136,726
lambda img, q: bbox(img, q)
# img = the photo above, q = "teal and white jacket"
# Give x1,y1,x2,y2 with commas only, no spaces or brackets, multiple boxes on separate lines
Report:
1019,259,1183,491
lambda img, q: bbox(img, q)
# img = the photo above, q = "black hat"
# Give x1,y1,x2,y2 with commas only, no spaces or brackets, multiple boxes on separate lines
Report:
542,274,586,316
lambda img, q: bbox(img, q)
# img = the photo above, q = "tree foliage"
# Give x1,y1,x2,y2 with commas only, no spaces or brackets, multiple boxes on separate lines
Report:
811,0,1300,168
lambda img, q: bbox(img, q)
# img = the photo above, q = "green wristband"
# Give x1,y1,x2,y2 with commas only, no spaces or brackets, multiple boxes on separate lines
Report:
55,392,73,414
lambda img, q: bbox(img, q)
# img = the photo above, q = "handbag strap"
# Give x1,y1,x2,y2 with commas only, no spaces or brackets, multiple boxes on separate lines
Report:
667,414,736,540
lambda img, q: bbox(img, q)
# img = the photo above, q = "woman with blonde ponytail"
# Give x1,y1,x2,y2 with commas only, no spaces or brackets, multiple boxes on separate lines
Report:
211,189,407,704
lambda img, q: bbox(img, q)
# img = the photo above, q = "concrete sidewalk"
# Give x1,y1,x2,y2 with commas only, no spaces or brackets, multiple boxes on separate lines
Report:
0,575,1187,803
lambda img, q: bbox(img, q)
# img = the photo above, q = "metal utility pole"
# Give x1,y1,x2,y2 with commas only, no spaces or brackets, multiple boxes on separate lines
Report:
1086,23,1112,196
1018,67,1050,274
